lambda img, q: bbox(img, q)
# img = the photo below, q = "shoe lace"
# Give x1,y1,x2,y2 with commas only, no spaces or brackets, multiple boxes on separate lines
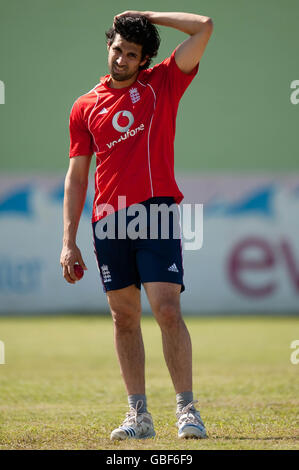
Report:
123,400,144,426
177,400,203,425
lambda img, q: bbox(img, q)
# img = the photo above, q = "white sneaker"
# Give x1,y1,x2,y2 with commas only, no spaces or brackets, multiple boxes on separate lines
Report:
176,400,207,439
110,400,155,440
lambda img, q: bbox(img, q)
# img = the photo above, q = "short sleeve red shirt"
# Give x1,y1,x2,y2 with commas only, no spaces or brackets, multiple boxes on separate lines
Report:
69,49,199,222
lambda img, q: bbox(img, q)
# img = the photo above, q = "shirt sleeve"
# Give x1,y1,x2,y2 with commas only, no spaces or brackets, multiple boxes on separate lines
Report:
69,99,93,158
160,48,199,101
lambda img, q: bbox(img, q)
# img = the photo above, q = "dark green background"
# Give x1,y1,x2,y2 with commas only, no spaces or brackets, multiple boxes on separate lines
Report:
0,0,298,172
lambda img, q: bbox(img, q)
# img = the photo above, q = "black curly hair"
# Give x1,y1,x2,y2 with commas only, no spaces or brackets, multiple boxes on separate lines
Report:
105,15,160,70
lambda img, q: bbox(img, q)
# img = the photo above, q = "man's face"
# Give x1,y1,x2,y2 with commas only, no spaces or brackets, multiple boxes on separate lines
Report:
107,33,146,82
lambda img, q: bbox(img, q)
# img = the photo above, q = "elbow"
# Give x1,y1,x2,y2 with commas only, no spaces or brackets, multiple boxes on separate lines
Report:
65,171,88,191
194,16,214,36
204,18,214,33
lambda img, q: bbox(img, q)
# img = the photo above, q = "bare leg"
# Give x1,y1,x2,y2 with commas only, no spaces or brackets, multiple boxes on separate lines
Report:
143,282,192,393
107,284,145,394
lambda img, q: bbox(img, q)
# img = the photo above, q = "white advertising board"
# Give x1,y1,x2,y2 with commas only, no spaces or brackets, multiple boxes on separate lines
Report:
0,174,298,314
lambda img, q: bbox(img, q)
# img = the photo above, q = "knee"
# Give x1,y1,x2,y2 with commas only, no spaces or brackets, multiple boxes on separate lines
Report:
154,302,182,330
111,305,141,331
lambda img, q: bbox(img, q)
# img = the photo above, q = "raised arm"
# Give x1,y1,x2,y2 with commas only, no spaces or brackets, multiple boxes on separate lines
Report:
114,11,213,73
60,155,92,283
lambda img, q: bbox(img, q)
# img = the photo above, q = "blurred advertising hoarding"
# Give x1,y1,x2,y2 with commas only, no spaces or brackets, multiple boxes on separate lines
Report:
0,174,298,315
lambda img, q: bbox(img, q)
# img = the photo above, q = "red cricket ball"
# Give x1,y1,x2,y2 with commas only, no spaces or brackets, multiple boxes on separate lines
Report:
74,264,84,280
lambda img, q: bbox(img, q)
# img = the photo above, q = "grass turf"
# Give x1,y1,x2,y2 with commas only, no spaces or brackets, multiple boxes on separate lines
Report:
0,315,298,450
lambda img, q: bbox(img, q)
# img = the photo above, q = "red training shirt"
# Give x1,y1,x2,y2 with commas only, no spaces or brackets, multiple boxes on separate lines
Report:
69,49,199,222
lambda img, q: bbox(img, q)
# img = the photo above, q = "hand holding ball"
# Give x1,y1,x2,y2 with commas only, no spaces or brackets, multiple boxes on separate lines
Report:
74,264,84,280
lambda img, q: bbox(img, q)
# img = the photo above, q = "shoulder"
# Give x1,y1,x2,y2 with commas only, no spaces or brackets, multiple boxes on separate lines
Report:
138,50,177,83
70,83,101,120
72,84,100,108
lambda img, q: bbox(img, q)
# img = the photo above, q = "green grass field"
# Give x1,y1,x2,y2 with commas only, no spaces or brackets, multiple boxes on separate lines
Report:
0,315,298,450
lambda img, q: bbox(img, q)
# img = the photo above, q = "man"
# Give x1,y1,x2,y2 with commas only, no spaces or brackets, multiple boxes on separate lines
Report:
60,10,213,440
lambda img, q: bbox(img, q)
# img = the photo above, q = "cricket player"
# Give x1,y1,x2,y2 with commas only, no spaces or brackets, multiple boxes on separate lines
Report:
60,10,213,440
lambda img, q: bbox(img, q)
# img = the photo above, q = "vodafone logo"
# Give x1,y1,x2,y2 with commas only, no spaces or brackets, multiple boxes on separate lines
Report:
112,110,134,133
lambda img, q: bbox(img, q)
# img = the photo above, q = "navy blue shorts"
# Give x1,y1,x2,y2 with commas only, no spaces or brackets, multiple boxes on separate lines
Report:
92,197,185,293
